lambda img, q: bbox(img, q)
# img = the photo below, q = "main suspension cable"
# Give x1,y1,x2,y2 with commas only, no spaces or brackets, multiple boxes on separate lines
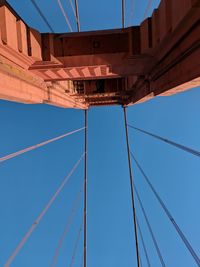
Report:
0,127,85,163
30,0,54,32
50,183,83,267
136,217,152,267
4,153,85,267
134,183,167,267
70,222,83,267
84,110,88,267
131,152,200,267
57,0,73,32
123,107,141,267
128,124,200,158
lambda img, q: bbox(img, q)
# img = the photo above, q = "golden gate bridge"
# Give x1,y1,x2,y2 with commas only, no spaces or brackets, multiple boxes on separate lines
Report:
0,0,200,266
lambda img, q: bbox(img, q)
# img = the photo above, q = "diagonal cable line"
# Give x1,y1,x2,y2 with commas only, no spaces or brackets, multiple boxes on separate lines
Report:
57,0,73,32
69,0,80,31
128,124,200,158
51,182,83,267
134,183,167,267
122,0,125,28
70,222,83,267
131,152,200,267
0,127,85,163
69,0,77,18
30,0,54,32
136,216,151,267
4,153,85,267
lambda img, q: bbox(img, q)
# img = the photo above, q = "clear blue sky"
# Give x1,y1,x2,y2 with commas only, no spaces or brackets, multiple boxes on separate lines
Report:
0,1,200,267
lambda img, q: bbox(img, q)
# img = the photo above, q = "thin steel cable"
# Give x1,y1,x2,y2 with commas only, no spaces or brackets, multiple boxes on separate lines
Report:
123,107,141,267
0,127,85,163
84,110,88,267
131,152,200,267
136,217,151,267
70,222,83,267
69,0,77,19
134,183,167,267
128,124,200,158
68,0,80,31
143,0,153,20
4,153,85,267
57,0,73,32
30,0,54,32
74,0,81,32
122,0,125,28
51,183,83,267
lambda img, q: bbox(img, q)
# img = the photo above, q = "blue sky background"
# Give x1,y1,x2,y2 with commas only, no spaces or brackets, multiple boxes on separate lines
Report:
0,0,200,267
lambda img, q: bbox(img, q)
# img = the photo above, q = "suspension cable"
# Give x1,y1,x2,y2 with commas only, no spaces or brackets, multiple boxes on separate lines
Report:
131,152,200,267
4,153,85,267
70,222,83,267
122,0,125,28
123,107,141,267
0,127,85,163
51,183,83,267
68,0,80,31
30,0,54,32
84,110,88,267
57,0,73,32
134,183,167,267
136,217,152,267
74,0,81,32
69,0,77,19
143,0,153,20
128,124,200,158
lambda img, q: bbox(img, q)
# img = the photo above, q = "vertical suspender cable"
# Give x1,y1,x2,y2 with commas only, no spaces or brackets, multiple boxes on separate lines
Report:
122,0,125,28
74,0,81,32
131,153,200,267
123,107,141,267
69,0,77,18
84,110,88,267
